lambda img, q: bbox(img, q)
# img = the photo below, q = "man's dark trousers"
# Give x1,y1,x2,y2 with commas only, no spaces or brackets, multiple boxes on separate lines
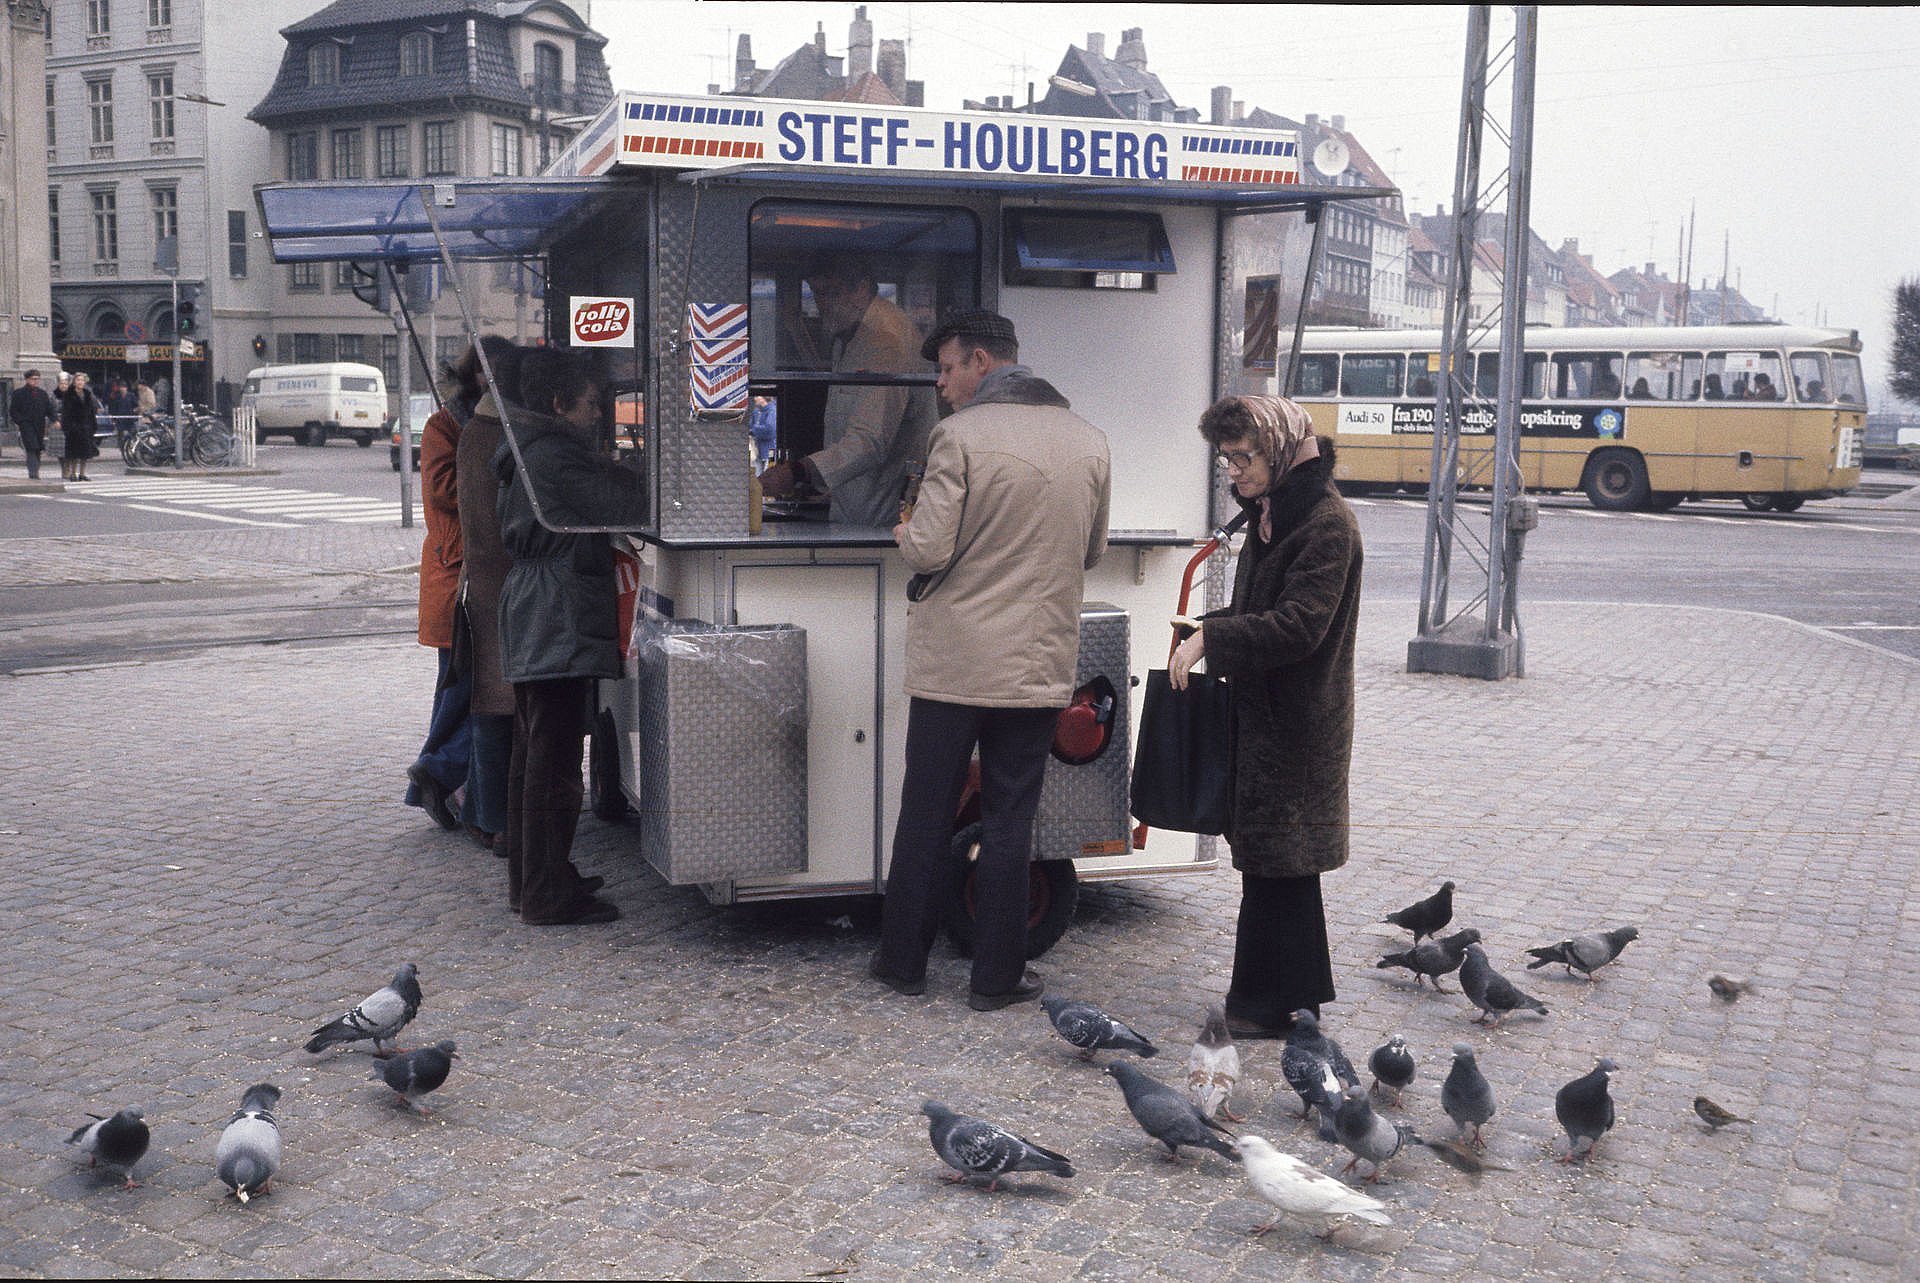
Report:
506,677,594,918
878,697,1059,996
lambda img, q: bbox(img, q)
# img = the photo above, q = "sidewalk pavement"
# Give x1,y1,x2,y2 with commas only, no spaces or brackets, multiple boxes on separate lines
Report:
0,598,1915,1281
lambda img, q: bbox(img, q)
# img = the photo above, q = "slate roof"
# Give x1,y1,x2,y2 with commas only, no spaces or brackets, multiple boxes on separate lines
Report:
1035,43,1195,121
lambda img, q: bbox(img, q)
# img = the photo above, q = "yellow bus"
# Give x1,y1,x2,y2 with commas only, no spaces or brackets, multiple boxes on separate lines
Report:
1297,324,1868,512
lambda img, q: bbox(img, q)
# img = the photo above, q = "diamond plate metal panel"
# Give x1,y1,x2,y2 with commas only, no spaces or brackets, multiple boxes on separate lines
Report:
1033,603,1133,861
637,621,808,884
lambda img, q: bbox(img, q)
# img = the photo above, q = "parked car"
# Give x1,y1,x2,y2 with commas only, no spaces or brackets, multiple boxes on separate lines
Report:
241,362,387,447
389,392,438,471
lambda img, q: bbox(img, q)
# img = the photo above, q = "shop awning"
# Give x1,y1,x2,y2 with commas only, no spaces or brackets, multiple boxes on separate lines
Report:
255,178,626,264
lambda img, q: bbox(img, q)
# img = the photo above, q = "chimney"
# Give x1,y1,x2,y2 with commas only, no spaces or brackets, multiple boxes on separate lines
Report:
1116,27,1147,70
707,83,720,95
1085,32,1104,59
1211,86,1232,125
849,5,873,78
734,34,755,92
906,80,924,108
876,37,906,98
1306,113,1319,128
1233,100,1244,122
814,21,826,54
1331,114,1345,132
1645,261,1656,276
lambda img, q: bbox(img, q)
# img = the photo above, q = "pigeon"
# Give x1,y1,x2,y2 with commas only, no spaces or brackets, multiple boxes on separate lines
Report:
920,1101,1075,1190
215,1083,283,1203
1368,1035,1415,1105
1440,1042,1497,1148
1417,1135,1510,1175
1104,1061,1238,1163
1332,1084,1414,1183
1383,880,1454,942
66,1108,150,1190
1707,974,1755,1002
1235,1134,1391,1239
1376,927,1482,992
305,962,422,1057
1187,1005,1244,1122
370,1040,457,1115
1525,927,1640,981
1459,944,1548,1027
1693,1096,1753,1131
1040,997,1158,1061
1280,1009,1359,1123
1555,1058,1617,1162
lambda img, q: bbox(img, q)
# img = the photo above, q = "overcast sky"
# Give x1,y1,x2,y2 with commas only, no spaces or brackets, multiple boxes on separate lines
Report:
588,3,1919,400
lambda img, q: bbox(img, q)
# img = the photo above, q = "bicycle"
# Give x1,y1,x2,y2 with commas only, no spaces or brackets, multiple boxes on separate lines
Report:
124,408,235,467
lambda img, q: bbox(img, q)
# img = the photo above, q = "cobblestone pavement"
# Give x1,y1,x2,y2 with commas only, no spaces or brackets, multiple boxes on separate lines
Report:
1,599,1915,1280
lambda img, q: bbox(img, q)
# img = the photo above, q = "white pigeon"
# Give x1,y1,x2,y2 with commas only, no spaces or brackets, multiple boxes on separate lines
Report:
1235,1134,1392,1239
1187,1004,1243,1122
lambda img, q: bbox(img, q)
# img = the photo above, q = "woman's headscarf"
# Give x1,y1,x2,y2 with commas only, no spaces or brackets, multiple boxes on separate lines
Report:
1197,394,1321,540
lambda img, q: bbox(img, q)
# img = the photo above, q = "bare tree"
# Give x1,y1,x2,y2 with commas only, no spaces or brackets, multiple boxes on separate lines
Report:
1893,278,1920,407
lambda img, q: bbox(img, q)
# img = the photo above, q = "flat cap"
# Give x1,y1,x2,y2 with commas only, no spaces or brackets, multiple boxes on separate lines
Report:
920,309,1018,362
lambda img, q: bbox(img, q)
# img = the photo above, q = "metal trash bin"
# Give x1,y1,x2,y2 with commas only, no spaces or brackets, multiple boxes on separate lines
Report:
636,621,808,885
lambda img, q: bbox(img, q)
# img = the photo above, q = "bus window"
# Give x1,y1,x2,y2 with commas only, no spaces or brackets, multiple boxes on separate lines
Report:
1705,351,1785,402
1790,352,1830,403
1553,352,1625,400
1341,354,1403,398
1293,353,1338,398
1475,351,1546,398
1406,352,1438,397
1828,354,1866,406
1625,351,1700,401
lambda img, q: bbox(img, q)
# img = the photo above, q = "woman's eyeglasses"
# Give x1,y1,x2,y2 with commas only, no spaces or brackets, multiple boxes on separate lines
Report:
1214,450,1257,471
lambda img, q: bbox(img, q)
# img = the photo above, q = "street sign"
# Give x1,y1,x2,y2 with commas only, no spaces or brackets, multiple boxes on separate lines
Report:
125,344,151,363
124,320,147,342
176,338,197,358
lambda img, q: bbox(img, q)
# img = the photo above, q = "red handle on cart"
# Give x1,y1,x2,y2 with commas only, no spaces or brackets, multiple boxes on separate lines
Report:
1167,510,1251,664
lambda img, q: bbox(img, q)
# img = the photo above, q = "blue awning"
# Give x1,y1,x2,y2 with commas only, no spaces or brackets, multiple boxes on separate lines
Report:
255,178,627,263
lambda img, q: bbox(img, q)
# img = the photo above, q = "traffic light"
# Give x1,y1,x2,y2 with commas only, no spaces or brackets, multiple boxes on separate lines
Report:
346,261,389,311
176,285,199,336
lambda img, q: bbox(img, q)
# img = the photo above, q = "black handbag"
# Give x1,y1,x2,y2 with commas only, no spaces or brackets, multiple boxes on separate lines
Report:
1128,668,1233,835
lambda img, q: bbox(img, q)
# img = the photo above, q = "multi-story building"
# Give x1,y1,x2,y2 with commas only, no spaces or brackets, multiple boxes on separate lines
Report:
3,0,60,402
45,0,314,408
248,0,612,399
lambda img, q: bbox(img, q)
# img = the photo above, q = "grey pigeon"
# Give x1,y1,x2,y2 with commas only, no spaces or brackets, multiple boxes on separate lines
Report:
305,962,422,1057
215,1083,283,1203
1693,1096,1752,1131
1555,1058,1617,1162
1459,944,1548,1027
1368,1035,1415,1105
1187,1005,1243,1122
920,1101,1075,1190
1041,996,1158,1061
370,1040,457,1115
66,1108,149,1190
1440,1042,1497,1148
1376,927,1481,992
1383,881,1454,942
1332,1084,1414,1183
1104,1061,1238,1163
1417,1135,1510,1175
1525,926,1639,980
1236,1134,1391,1238
1280,1009,1359,1123
1707,973,1755,1002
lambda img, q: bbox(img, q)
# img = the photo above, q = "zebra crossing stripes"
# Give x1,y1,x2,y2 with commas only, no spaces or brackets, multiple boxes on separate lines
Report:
75,478,405,526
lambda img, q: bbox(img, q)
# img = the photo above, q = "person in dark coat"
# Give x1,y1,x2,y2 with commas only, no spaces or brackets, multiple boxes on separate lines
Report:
9,370,55,479
59,372,102,481
1170,395,1362,1038
494,349,648,925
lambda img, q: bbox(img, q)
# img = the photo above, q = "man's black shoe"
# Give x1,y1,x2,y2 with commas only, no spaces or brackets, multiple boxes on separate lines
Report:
522,895,619,926
869,953,927,997
967,968,1044,1012
408,764,459,832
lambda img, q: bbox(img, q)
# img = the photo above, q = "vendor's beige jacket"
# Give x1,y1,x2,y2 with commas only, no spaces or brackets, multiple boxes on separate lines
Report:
898,373,1110,708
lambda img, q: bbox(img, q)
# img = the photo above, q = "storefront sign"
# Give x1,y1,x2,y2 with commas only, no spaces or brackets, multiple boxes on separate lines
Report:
569,296,636,347
125,344,151,364
61,341,205,362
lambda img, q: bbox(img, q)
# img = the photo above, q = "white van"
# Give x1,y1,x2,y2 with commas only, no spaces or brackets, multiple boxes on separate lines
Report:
240,363,387,447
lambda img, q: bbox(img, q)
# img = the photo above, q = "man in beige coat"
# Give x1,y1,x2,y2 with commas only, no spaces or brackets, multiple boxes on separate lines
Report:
871,310,1111,1010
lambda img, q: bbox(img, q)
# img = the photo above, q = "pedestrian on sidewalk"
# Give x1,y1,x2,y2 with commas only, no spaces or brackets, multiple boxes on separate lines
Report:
1170,395,1363,1040
59,372,101,482
9,370,55,480
873,310,1111,1010
495,348,648,926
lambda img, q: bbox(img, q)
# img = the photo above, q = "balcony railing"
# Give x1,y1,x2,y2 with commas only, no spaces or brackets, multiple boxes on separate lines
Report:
522,75,589,115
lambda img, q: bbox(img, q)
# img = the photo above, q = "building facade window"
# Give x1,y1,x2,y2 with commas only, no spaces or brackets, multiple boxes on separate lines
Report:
330,128,362,179
148,70,174,139
334,261,358,289
400,32,433,77
337,334,365,364
287,130,318,180
490,123,522,175
307,43,340,87
88,78,115,145
151,186,178,245
290,262,322,292
293,333,335,363
49,192,61,264
149,0,173,27
277,334,294,364
422,121,455,175
375,125,409,177
88,0,110,36
228,209,248,277
90,190,119,263
46,78,56,151
534,42,562,95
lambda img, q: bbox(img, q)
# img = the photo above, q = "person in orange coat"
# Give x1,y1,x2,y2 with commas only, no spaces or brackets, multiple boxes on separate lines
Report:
405,338,507,838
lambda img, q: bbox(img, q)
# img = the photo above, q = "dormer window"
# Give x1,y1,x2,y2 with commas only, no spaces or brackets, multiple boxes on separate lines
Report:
308,42,340,86
401,32,433,77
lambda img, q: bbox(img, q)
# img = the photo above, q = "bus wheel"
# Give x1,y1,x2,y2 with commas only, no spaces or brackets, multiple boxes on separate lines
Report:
1584,450,1650,511
1771,495,1805,513
588,709,629,822
940,823,1079,960
1740,493,1776,512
